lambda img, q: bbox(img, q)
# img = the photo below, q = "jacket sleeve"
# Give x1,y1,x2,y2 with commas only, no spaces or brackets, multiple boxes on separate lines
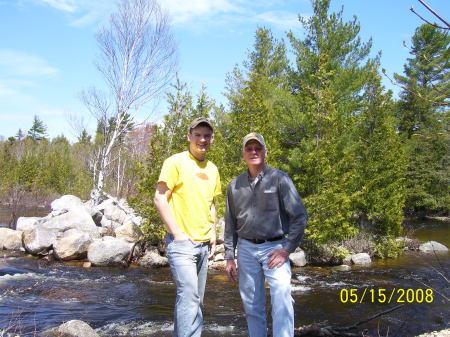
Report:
224,182,238,259
279,173,308,253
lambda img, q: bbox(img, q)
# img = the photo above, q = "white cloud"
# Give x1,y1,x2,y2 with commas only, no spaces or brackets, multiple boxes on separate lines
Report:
30,0,304,32
0,49,58,77
39,0,76,12
255,10,300,30
162,0,242,23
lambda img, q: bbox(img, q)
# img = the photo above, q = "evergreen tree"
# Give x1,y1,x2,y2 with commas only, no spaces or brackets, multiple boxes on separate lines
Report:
394,24,449,138
77,129,92,144
27,115,47,141
283,0,378,242
352,71,406,236
394,24,449,215
223,27,290,184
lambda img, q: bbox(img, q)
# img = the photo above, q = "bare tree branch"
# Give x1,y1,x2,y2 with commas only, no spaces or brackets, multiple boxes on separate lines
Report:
82,0,177,202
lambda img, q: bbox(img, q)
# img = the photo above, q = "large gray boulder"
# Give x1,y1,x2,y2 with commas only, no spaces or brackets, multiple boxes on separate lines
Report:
0,228,23,250
290,248,307,267
57,320,99,337
54,230,93,261
351,253,371,265
102,202,127,224
23,206,100,255
23,227,58,255
51,194,84,212
16,216,41,231
419,241,448,253
115,222,144,243
87,237,133,267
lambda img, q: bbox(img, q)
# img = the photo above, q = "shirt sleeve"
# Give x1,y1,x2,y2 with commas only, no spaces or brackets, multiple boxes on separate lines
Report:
158,157,178,191
279,173,308,253
224,182,238,260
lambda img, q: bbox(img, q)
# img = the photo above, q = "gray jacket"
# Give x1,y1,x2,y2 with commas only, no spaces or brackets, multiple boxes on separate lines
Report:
224,166,308,259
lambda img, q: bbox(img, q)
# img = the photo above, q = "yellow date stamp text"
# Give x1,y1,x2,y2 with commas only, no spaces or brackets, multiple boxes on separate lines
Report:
339,288,434,304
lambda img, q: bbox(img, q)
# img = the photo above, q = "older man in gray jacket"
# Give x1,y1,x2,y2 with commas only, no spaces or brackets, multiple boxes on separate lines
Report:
224,132,308,337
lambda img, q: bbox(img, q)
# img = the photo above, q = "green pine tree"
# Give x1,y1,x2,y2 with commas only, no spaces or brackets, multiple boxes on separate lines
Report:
394,24,450,215
27,115,47,141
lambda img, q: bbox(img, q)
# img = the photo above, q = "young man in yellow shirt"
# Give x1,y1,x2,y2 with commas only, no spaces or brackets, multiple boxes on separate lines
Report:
154,117,221,337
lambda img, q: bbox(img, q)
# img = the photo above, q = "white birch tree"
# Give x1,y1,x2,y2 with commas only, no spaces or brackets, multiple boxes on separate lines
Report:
82,0,176,203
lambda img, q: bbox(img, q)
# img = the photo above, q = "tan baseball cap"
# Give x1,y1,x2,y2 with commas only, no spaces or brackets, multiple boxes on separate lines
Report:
242,132,266,148
189,117,213,132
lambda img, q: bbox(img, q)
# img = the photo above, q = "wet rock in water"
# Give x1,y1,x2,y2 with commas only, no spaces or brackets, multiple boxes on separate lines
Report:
57,319,100,337
419,241,448,253
0,267,27,276
415,328,450,337
209,260,226,270
331,264,351,272
0,228,23,251
214,253,224,262
53,230,93,261
137,247,168,268
87,236,133,267
350,253,371,265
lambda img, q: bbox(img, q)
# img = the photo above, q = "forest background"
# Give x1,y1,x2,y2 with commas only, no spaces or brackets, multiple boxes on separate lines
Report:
0,0,448,253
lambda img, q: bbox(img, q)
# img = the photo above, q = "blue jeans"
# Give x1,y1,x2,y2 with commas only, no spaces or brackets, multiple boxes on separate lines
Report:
167,237,209,337
237,238,294,337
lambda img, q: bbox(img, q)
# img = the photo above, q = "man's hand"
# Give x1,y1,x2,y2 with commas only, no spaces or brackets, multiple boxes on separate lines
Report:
208,239,216,260
173,232,194,243
225,259,238,282
267,249,290,269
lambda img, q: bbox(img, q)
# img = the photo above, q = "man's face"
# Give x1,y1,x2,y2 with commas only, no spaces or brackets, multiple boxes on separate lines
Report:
187,125,213,157
243,139,266,167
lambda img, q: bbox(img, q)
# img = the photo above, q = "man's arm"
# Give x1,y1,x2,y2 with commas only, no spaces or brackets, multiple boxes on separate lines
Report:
154,182,191,241
209,202,217,259
268,173,308,269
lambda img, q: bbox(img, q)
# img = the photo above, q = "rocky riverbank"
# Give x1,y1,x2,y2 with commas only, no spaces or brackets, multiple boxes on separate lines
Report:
0,195,448,271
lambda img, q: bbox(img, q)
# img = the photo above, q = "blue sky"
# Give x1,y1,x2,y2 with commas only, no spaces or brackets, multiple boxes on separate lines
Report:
0,0,448,141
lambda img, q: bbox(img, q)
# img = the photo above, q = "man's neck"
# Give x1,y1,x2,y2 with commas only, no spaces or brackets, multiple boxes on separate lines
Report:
189,149,206,162
248,164,265,178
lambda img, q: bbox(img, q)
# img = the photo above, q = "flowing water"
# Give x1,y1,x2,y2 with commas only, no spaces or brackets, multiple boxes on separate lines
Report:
0,208,449,337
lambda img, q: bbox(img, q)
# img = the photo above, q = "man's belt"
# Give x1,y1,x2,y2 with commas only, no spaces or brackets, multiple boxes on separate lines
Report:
244,236,283,244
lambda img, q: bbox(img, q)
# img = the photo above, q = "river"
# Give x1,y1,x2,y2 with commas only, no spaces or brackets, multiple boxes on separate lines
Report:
0,208,449,337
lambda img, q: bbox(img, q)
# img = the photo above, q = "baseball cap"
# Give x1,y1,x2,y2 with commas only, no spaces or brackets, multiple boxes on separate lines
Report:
242,132,266,148
189,117,213,132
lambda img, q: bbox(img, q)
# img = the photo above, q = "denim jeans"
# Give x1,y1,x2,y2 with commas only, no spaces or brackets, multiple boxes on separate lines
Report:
237,237,294,337
167,236,209,337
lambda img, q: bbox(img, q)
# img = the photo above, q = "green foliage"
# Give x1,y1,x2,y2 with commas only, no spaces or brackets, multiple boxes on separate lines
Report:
283,0,385,242
0,126,92,204
394,24,450,215
351,72,406,236
27,115,47,141
374,237,405,259
222,28,290,185
301,239,349,265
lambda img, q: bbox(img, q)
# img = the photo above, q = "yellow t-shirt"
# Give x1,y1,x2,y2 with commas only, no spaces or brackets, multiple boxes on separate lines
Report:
158,151,221,241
